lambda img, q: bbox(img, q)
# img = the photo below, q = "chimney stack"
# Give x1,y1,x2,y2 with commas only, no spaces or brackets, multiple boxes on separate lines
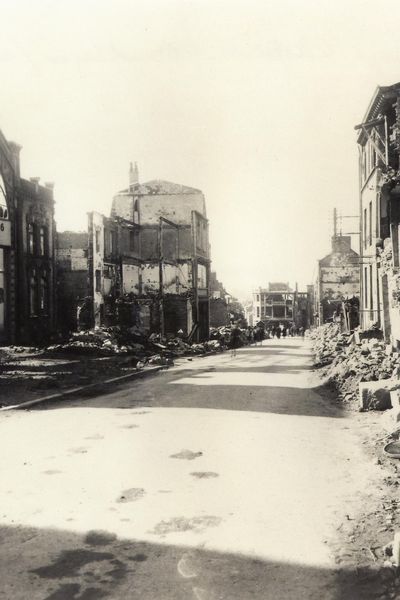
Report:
30,177,40,193
8,141,22,178
129,161,139,188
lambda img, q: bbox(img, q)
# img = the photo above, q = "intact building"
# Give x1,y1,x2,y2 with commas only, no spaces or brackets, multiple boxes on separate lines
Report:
0,129,56,345
355,81,400,343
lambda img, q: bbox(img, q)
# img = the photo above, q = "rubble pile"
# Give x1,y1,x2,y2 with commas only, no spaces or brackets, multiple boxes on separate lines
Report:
310,323,400,406
46,326,228,363
47,328,142,356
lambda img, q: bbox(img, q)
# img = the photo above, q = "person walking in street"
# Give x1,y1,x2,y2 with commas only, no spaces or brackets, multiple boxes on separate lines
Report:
230,326,241,357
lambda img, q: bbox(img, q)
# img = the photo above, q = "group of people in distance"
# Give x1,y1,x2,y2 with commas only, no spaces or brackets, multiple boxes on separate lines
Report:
228,322,306,357
266,323,305,339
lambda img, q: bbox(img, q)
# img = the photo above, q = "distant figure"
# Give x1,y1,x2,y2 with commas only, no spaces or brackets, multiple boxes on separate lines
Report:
230,326,241,357
276,327,281,339
282,327,286,338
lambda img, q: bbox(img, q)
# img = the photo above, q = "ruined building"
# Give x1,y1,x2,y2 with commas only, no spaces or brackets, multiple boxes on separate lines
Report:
315,234,359,329
57,165,211,341
209,271,231,327
252,282,312,329
356,81,400,344
0,130,56,345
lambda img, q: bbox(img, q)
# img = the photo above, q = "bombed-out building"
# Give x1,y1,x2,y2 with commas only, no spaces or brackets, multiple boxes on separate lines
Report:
252,282,313,330
315,235,360,329
57,166,211,341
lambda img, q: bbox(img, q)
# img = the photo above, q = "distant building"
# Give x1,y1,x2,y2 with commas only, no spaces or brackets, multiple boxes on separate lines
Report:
0,129,56,345
209,271,230,327
251,282,313,330
315,235,360,328
56,231,88,334
253,282,294,325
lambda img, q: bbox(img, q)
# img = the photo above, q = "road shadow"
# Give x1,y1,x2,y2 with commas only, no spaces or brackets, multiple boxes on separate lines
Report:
28,342,342,419
33,366,344,418
0,522,393,600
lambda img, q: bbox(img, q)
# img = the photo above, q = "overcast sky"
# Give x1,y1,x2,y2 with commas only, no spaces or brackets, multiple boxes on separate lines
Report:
1,0,400,299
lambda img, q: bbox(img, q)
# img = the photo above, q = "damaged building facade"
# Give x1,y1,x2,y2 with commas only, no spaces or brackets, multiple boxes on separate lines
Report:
315,233,360,330
0,130,56,345
209,271,232,327
356,81,400,346
252,282,312,329
57,167,211,341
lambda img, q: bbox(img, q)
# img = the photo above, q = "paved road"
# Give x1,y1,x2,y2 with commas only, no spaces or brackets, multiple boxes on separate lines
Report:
0,339,381,599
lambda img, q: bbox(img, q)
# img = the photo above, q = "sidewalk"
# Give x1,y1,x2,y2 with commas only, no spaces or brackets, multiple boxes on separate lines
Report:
0,346,227,409
0,349,148,408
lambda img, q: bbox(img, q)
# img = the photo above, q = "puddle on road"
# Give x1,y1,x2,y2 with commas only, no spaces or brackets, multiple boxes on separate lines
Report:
170,450,203,461
116,488,146,503
84,530,117,546
128,553,147,562
150,515,222,535
31,549,115,579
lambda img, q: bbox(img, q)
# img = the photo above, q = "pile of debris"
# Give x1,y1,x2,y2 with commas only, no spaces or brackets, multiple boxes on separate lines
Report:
47,328,144,356
46,326,227,364
310,323,400,407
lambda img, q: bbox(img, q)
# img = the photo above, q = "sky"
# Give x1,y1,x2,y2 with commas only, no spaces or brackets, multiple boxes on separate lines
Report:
1,0,400,300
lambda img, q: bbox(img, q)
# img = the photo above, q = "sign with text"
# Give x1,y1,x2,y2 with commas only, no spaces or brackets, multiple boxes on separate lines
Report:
0,220,11,247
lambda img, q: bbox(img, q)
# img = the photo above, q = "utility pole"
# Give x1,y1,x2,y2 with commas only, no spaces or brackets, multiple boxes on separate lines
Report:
333,208,337,238
158,217,164,338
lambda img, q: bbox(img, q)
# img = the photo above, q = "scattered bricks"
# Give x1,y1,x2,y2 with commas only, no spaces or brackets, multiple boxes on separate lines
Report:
359,380,400,411
310,322,400,408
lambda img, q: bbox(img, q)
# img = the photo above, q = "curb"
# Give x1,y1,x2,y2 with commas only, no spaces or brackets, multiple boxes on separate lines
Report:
0,365,167,411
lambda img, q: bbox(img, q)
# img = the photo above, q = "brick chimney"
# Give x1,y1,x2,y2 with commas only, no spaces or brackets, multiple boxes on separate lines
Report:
129,161,139,188
332,235,352,253
30,177,40,193
7,141,22,178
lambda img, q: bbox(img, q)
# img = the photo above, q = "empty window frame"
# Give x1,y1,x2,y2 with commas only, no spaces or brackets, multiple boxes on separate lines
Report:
29,271,38,316
95,270,101,293
369,265,373,313
95,229,101,254
28,223,35,254
39,226,47,256
369,201,372,246
363,208,367,250
40,273,48,312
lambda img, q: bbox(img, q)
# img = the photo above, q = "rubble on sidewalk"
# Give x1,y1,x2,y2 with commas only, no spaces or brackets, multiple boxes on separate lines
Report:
309,323,400,410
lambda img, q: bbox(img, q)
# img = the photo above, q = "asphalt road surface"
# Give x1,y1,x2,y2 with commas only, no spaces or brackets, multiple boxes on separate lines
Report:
0,338,381,599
